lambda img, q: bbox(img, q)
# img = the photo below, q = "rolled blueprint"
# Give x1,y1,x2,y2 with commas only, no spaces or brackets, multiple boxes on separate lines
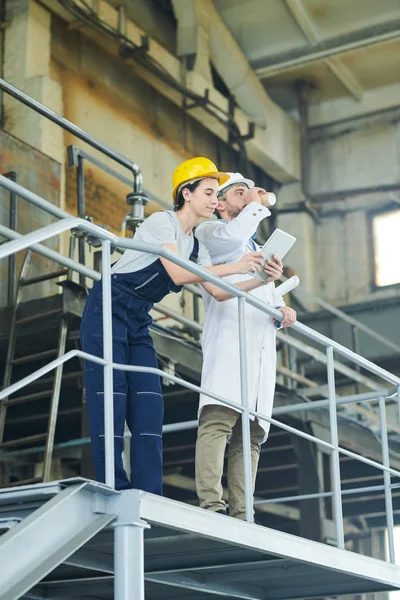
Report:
274,275,300,298
273,276,300,329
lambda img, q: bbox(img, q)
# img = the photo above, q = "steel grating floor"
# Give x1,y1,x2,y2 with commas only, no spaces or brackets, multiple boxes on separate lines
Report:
1,479,400,599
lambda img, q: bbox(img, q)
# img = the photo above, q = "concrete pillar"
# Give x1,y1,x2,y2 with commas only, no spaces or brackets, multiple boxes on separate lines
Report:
3,0,66,252
3,0,64,171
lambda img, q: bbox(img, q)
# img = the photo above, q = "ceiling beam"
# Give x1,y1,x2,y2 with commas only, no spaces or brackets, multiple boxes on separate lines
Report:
284,0,363,101
255,18,400,80
308,81,400,127
324,56,364,101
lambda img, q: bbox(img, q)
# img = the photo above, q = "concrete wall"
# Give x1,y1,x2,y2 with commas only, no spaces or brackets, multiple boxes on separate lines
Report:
0,128,61,307
52,23,233,228
309,119,400,196
277,114,400,309
0,1,235,320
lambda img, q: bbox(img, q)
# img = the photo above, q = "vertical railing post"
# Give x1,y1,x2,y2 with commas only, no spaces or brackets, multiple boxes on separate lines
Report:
77,154,86,287
67,234,77,281
350,325,361,394
379,396,395,563
326,346,345,548
192,292,200,341
102,239,115,489
238,297,254,523
5,171,17,307
397,385,400,425
289,345,298,390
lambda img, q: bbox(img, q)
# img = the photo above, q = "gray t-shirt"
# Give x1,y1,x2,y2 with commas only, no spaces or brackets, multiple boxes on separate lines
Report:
111,210,212,274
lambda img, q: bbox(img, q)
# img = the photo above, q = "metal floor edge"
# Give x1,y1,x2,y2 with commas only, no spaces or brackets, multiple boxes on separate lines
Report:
1,478,400,600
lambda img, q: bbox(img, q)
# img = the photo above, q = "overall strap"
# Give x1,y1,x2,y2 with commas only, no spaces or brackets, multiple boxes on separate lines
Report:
189,236,199,263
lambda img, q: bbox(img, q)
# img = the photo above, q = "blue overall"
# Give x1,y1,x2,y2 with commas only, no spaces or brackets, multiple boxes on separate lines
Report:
80,239,199,493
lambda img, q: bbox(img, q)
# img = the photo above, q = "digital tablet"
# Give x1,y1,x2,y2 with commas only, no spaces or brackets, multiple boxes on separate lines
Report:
251,228,296,281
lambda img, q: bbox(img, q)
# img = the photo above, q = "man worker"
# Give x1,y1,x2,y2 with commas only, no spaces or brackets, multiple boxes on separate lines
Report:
195,172,297,520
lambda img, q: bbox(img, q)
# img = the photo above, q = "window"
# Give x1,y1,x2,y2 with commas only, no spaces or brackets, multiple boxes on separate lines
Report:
372,209,400,287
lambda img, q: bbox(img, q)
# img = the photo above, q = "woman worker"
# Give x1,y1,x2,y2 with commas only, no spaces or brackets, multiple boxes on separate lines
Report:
80,157,280,494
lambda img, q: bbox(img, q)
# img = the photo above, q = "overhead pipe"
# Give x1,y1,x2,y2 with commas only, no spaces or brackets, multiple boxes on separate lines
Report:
171,0,267,127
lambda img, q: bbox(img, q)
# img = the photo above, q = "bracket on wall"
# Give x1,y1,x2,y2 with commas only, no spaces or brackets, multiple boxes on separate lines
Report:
119,36,149,60
184,89,210,111
229,121,255,147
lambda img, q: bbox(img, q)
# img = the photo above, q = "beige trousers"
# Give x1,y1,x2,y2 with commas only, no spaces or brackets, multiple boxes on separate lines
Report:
195,405,265,520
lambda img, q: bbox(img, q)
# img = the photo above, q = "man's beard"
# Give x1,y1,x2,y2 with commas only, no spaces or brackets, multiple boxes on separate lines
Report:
227,205,243,219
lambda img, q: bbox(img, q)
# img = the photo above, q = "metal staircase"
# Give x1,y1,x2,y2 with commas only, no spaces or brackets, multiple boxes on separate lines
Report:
0,250,67,482
0,245,87,487
0,480,116,600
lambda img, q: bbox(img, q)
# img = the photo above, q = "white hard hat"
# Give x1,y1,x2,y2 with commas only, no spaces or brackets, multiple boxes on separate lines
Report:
217,172,254,196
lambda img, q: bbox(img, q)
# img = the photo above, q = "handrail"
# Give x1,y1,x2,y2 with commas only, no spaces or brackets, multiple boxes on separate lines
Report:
0,73,398,563
2,348,399,480
2,75,395,357
186,272,400,356
0,75,396,354
0,76,397,376
67,145,170,210
1,174,400,387
1,179,400,553
0,78,143,190
1,221,394,417
289,277,400,354
3,218,398,444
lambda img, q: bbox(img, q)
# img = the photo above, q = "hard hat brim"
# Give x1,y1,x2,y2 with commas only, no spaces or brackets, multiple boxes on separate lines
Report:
218,175,255,194
240,177,255,189
173,171,230,200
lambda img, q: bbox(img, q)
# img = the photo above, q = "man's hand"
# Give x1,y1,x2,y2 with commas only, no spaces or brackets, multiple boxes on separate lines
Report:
263,255,283,283
275,306,297,328
235,252,265,274
244,186,267,205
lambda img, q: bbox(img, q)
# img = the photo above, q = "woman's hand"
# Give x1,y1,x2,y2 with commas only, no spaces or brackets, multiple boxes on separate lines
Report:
235,251,265,274
263,255,283,283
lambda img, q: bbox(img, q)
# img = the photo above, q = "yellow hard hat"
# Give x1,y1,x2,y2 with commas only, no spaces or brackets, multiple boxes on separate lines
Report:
172,157,229,200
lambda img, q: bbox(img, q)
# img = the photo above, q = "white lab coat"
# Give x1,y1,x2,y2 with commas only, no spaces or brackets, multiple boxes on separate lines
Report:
196,202,284,441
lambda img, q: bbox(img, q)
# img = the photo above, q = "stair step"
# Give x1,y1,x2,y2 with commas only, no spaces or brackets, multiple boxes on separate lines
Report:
8,406,81,425
15,309,62,325
4,389,53,406
10,350,57,366
20,269,68,287
28,372,82,389
0,433,47,449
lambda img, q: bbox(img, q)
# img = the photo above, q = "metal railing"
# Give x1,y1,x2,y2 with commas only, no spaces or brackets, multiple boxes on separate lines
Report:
1,76,400,558
1,175,400,561
1,171,17,307
1,76,397,369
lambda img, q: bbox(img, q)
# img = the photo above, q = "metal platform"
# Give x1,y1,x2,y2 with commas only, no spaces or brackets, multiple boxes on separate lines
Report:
1,479,400,600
